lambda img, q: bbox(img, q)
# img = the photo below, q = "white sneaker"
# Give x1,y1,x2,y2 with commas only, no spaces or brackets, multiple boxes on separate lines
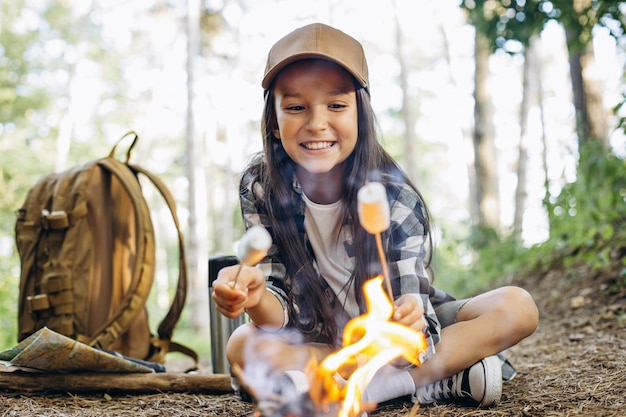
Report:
413,355,502,407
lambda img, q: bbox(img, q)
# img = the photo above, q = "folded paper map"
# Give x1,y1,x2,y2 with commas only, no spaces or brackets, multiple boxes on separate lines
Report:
0,327,154,373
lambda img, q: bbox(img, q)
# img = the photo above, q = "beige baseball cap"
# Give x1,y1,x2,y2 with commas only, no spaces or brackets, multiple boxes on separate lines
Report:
262,23,369,91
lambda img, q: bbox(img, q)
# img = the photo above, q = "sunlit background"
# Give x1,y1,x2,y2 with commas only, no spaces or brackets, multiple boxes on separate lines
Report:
1,0,625,360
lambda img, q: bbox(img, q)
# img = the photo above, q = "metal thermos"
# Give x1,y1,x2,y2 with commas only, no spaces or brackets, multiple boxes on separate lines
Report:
208,255,247,374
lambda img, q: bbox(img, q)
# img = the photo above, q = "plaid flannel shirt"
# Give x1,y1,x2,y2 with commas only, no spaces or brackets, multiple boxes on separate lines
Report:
239,171,454,361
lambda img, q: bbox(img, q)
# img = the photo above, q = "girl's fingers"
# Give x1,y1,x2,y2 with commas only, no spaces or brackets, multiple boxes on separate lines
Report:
393,295,426,331
216,304,245,319
212,281,248,316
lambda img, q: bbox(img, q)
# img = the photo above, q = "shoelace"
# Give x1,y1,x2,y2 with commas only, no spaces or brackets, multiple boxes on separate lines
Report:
419,371,469,402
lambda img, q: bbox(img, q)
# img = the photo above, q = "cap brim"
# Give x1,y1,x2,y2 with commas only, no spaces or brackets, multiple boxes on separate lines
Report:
262,53,367,90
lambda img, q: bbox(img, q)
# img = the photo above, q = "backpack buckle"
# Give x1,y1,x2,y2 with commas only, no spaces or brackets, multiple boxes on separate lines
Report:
26,294,50,312
41,210,69,229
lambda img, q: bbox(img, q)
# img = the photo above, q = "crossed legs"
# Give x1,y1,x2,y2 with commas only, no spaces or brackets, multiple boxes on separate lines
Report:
226,285,539,403
408,286,539,387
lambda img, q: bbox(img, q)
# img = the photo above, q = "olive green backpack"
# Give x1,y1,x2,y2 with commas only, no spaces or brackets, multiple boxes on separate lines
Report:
15,132,197,366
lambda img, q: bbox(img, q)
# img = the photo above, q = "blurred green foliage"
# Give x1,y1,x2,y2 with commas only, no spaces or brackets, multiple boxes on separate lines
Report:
460,0,625,53
539,141,626,270
0,254,20,347
436,140,626,298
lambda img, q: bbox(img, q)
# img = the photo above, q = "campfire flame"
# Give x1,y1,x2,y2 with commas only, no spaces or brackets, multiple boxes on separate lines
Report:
310,276,428,417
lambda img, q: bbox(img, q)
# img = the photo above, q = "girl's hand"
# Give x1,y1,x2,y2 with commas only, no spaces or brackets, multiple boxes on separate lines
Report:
211,265,266,319
392,294,426,332
391,294,427,368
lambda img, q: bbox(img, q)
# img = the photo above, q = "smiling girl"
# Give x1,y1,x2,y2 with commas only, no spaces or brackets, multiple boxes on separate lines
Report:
211,23,539,415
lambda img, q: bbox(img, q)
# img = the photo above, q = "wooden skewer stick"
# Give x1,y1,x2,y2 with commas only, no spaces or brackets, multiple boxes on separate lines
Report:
374,232,393,300
230,264,244,289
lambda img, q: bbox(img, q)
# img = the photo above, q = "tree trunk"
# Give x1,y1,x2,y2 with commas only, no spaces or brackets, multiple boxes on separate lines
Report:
473,30,500,230
185,0,210,335
536,39,550,209
513,42,534,240
394,11,418,183
566,31,608,146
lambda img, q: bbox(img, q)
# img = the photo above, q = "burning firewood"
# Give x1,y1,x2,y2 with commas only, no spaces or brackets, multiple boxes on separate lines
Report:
310,277,427,417
232,364,317,417
235,277,427,417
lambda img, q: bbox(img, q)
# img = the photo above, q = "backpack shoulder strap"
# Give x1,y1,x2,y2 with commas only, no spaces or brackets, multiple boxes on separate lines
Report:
128,164,188,343
113,132,197,365
88,155,155,350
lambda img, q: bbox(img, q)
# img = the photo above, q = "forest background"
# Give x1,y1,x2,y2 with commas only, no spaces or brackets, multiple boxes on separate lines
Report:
1,0,625,365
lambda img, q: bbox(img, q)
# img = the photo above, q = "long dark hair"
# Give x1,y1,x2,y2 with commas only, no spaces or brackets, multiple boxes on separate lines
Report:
243,80,433,345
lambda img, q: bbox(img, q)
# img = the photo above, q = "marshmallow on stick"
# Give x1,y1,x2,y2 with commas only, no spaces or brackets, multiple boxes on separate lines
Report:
358,181,393,299
237,225,272,266
231,225,272,288
357,182,391,234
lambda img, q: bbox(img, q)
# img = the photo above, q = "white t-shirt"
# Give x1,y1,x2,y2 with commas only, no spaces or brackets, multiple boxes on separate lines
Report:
302,193,360,320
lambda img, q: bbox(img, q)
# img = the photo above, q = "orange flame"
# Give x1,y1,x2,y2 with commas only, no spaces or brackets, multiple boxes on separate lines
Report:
310,276,428,417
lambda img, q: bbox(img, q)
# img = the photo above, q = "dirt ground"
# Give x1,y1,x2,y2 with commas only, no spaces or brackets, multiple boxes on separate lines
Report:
1,258,625,417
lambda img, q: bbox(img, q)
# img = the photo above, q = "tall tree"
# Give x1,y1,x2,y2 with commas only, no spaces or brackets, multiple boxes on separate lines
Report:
473,29,501,231
392,3,419,183
574,48,611,144
513,40,537,240
563,0,610,145
185,0,210,336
